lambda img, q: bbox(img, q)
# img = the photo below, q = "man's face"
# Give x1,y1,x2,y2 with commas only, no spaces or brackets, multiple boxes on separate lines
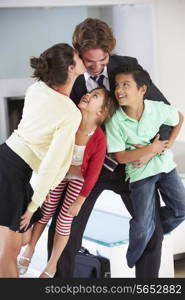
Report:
80,48,109,76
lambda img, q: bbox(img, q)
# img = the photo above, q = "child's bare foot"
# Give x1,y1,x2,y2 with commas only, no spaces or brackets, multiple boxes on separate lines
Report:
39,263,56,278
39,271,55,278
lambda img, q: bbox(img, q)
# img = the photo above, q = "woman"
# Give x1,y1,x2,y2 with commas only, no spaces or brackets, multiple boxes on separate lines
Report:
0,43,86,278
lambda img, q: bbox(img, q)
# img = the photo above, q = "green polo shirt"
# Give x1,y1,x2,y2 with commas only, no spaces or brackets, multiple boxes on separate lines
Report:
105,100,179,183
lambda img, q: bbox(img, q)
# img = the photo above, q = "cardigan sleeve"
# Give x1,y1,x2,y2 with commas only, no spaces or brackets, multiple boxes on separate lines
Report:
28,114,81,213
79,132,106,198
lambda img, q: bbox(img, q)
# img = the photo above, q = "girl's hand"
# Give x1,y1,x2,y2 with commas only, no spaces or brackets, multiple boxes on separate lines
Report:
68,202,82,217
68,165,82,177
20,209,34,231
45,192,50,203
68,196,85,217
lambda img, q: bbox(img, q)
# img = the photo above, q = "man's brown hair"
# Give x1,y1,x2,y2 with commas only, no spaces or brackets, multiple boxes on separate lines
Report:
72,18,116,54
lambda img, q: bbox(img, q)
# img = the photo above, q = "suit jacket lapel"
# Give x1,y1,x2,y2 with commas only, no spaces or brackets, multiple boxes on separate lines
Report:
76,75,87,96
70,75,87,104
107,56,118,94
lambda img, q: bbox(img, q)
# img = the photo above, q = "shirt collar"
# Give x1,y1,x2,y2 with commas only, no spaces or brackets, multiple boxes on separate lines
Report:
84,66,108,81
116,107,132,121
116,100,153,122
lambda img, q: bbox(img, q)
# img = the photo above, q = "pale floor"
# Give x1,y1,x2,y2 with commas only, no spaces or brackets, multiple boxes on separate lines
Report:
21,261,185,279
19,226,185,279
20,258,185,279
23,176,185,278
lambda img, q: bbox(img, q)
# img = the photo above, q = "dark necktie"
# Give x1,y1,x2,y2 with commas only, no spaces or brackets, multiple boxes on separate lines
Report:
90,74,105,88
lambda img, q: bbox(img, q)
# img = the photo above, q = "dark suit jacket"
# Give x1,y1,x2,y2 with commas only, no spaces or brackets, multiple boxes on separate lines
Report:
70,55,171,140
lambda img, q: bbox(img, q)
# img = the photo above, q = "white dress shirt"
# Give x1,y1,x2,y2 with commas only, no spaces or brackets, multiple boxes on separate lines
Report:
84,66,110,92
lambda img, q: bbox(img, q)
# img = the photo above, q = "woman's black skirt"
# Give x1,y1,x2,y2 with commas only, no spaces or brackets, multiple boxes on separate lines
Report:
0,143,42,232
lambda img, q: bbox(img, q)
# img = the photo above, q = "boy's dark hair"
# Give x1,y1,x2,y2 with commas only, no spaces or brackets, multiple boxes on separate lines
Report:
72,18,116,54
113,63,152,98
30,43,75,87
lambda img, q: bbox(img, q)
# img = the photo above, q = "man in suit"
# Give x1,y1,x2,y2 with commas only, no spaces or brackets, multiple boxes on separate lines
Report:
48,18,171,278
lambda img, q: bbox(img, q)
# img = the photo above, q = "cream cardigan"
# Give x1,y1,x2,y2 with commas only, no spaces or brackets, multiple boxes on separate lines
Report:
6,81,81,212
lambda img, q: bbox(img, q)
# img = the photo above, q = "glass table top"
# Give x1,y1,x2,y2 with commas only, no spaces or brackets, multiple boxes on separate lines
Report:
83,209,130,247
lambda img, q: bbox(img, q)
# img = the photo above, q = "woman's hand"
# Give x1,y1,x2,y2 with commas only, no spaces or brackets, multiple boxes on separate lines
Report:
20,209,34,231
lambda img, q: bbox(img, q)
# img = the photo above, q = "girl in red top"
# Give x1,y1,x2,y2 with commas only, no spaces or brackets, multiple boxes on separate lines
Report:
18,87,114,277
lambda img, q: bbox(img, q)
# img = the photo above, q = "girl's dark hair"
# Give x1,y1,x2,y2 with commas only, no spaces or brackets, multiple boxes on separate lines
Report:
30,43,75,87
94,87,116,125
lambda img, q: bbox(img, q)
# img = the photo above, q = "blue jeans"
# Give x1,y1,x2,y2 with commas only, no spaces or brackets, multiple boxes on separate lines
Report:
127,168,185,268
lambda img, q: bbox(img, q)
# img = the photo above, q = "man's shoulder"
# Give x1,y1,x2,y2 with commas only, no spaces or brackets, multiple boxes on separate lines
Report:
109,54,138,65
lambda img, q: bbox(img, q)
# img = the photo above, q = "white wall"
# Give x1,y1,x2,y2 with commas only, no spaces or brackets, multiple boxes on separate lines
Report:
110,0,185,142
112,3,155,77
0,7,88,79
153,0,185,141
1,1,184,140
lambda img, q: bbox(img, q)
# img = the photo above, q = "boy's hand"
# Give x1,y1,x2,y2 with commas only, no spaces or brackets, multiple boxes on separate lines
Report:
132,153,154,168
131,144,154,168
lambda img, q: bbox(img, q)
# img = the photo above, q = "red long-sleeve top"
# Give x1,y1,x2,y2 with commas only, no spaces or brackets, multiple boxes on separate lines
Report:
79,127,106,198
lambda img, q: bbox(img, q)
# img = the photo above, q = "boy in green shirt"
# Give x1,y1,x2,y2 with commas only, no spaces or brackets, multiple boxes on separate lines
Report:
105,64,185,269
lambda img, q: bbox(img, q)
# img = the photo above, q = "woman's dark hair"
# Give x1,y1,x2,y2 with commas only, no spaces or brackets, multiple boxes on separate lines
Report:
113,63,152,98
30,43,75,87
72,18,116,54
